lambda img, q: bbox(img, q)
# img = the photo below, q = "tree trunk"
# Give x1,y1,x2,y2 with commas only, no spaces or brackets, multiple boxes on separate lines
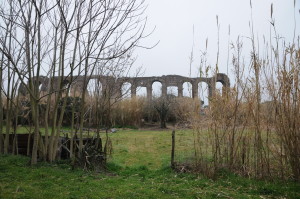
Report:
31,99,40,165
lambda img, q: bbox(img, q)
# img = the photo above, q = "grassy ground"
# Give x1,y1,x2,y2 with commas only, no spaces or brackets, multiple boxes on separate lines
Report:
1,129,299,199
108,129,195,170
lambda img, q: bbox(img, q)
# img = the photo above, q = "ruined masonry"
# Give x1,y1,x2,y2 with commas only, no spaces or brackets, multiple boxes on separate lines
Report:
19,73,230,99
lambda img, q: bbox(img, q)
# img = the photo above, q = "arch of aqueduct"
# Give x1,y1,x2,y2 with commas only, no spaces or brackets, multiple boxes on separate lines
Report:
19,73,230,100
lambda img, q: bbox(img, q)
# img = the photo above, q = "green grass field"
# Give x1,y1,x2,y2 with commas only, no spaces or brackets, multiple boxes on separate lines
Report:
0,129,299,199
108,129,195,170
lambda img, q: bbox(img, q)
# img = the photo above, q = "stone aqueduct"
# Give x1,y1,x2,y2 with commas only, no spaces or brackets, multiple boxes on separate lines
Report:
20,73,230,100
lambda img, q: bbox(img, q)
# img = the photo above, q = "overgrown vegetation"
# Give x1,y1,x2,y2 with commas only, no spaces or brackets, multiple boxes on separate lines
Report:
175,3,300,181
0,0,148,166
0,0,299,190
1,137,299,199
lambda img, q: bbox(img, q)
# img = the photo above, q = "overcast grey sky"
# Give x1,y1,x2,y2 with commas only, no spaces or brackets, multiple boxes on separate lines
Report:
134,0,300,80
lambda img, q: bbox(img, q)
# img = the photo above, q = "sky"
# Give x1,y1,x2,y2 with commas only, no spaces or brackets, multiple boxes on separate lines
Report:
133,0,300,82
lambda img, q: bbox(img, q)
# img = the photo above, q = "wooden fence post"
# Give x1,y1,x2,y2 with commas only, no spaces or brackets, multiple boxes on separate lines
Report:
171,130,175,169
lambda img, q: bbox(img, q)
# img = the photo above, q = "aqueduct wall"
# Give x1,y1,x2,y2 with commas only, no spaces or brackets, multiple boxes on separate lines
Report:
19,73,230,100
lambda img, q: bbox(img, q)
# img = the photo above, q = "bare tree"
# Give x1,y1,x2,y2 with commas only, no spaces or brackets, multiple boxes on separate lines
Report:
153,95,176,128
0,0,148,164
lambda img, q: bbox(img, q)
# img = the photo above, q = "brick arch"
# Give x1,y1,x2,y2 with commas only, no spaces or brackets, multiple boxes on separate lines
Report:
21,73,230,102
